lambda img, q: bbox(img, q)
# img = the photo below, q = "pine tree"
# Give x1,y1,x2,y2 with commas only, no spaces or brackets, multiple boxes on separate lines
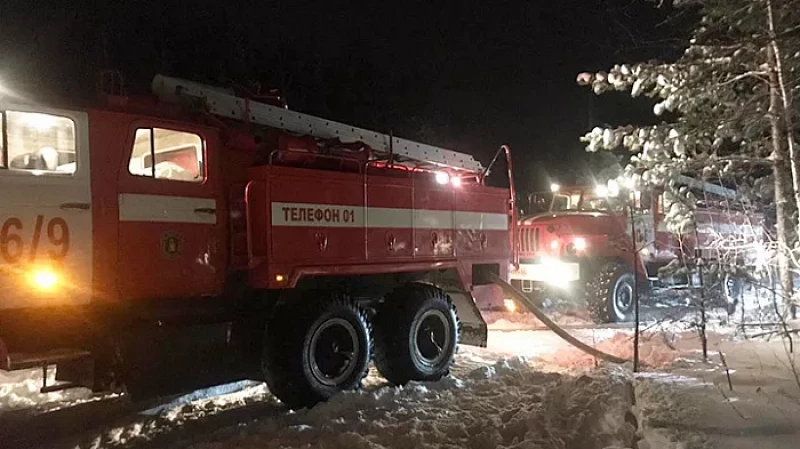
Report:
577,0,800,313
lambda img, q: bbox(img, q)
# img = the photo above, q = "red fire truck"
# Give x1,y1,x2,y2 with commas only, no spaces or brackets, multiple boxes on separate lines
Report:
504,178,763,323
0,75,515,408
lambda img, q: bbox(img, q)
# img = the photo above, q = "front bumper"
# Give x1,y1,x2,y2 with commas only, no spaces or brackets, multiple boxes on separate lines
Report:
510,259,580,285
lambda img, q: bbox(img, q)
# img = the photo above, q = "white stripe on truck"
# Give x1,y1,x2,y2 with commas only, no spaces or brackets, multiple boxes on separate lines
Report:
455,211,509,231
119,193,217,224
272,202,508,231
117,196,508,231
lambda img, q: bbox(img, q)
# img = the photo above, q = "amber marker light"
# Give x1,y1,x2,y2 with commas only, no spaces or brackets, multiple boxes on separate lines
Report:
29,267,60,292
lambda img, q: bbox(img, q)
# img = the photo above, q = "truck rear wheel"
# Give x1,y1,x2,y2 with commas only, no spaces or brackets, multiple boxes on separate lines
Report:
262,295,372,409
374,284,459,385
586,263,636,323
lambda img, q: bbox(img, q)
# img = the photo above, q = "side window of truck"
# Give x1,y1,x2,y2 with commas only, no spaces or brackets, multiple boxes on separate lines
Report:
1,110,77,175
128,127,204,183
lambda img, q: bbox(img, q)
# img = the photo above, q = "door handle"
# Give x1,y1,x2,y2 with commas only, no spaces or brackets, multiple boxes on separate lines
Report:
60,202,91,211
194,207,216,214
315,232,328,250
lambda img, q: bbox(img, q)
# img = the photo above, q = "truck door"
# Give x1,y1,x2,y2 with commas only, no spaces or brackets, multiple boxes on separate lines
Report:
365,170,413,260
413,173,454,258
0,107,93,309
116,123,225,300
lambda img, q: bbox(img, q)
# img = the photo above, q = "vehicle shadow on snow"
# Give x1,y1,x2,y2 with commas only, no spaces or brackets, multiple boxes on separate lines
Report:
1,366,410,449
64,371,396,449
0,351,543,449
0,382,284,449
0,394,128,449
0,337,640,449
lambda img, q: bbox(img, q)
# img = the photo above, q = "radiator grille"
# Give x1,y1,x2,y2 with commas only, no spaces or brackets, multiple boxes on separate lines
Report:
519,227,539,253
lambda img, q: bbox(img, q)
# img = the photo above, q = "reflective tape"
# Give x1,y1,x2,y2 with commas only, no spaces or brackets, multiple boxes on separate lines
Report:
271,202,508,231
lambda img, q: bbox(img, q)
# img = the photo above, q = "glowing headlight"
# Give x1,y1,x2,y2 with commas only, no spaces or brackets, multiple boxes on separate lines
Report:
29,268,59,292
504,299,517,313
539,257,580,286
566,237,587,256
435,171,450,185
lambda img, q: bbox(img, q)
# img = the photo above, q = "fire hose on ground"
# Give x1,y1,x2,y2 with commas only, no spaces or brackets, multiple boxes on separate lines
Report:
490,273,630,365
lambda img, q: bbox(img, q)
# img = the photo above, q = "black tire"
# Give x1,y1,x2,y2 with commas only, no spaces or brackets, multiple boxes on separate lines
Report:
586,263,636,323
262,294,372,409
374,284,459,385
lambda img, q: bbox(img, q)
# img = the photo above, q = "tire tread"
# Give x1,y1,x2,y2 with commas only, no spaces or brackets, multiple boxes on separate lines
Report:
262,295,372,409
373,283,460,385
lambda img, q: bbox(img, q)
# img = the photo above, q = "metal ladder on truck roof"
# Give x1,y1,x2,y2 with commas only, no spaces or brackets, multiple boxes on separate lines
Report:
674,175,738,200
151,74,485,173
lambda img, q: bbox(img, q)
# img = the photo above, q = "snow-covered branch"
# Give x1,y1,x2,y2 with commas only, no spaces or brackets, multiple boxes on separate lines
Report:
579,0,800,315
717,70,769,86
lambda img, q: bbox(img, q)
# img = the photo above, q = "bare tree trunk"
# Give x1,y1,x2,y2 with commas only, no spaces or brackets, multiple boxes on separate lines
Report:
769,89,796,316
629,199,640,372
773,161,795,316
766,7,798,317
767,0,800,223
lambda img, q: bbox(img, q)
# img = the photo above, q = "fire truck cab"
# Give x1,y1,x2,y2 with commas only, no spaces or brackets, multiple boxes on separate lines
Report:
507,178,763,323
0,75,514,407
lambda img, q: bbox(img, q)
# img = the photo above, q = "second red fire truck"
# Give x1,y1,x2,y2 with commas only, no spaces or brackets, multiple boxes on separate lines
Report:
504,178,763,322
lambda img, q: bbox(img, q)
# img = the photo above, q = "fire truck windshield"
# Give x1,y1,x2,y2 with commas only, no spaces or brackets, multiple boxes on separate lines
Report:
551,190,617,212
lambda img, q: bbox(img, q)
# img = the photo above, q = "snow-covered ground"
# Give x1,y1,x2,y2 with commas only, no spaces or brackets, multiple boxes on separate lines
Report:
634,336,800,449
3,309,800,449
178,359,637,449
0,329,640,449
484,310,800,449
0,366,98,411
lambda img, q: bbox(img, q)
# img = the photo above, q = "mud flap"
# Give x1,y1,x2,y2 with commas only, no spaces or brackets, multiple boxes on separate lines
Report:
445,288,488,347
55,356,95,391
117,322,248,400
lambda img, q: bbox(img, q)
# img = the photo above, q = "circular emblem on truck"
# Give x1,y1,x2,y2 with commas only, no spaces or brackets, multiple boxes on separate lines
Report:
161,232,183,259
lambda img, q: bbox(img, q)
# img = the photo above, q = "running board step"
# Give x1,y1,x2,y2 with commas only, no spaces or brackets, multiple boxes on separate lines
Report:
2,348,92,371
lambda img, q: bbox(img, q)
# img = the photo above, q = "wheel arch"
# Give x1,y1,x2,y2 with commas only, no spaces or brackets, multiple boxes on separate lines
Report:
280,269,487,347
581,256,631,280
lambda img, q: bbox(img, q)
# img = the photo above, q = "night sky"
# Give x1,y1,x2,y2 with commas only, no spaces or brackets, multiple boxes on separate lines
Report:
1,1,684,193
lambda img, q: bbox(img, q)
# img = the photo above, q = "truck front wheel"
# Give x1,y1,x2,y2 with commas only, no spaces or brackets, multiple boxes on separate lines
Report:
262,295,372,409
586,264,636,323
374,284,459,385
